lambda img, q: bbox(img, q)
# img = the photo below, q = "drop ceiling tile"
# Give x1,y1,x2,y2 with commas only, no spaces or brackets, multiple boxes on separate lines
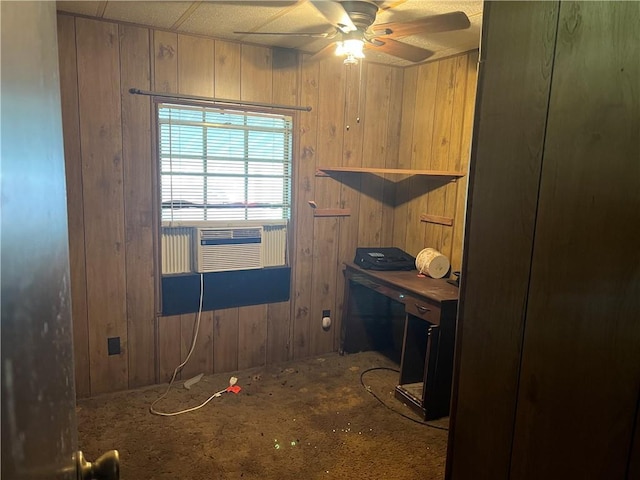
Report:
103,1,193,29
57,1,103,17
177,2,297,38
233,1,335,51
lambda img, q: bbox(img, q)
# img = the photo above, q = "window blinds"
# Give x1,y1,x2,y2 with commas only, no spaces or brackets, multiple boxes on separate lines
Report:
158,103,292,222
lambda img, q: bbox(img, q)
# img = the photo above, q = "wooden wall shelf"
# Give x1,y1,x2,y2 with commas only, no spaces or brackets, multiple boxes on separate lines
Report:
313,208,351,217
308,201,351,217
420,214,454,226
316,166,465,179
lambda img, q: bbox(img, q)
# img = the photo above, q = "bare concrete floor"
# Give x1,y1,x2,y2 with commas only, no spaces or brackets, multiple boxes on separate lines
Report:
77,351,449,480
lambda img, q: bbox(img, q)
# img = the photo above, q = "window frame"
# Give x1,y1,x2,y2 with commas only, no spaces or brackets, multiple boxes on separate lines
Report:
155,100,294,226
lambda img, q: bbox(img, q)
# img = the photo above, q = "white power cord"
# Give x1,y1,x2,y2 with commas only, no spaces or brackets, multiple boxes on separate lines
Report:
150,274,239,417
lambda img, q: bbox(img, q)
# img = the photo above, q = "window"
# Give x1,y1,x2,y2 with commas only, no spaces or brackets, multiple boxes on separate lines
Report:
158,103,292,223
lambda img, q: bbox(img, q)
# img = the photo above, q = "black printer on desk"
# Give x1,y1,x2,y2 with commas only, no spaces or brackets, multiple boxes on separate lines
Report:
354,247,416,271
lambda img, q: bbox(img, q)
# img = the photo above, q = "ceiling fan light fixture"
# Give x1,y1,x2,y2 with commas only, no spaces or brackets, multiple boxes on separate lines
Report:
336,38,365,64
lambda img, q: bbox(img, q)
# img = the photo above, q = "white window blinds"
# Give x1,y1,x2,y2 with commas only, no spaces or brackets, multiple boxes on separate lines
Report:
158,103,292,222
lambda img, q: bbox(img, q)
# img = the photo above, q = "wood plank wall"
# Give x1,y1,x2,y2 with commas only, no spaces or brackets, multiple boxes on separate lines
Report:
392,51,478,271
448,1,640,478
508,1,640,476
446,2,558,477
57,12,477,397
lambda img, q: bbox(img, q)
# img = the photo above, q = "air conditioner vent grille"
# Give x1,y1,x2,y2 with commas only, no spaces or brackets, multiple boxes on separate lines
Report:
200,228,261,240
194,227,263,272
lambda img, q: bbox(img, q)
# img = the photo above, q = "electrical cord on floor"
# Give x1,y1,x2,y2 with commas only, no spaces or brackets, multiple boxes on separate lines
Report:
150,273,226,417
359,367,449,431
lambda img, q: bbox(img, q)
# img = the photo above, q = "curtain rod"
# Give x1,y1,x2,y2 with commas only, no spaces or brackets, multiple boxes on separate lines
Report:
129,88,312,112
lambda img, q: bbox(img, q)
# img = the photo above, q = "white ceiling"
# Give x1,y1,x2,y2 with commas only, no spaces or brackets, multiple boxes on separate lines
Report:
56,0,483,67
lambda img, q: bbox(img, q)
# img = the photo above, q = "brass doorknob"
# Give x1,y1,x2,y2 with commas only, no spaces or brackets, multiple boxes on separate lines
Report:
75,450,119,480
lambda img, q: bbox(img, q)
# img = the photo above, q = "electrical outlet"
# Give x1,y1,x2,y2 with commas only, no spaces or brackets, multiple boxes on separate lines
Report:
107,337,121,355
322,310,331,331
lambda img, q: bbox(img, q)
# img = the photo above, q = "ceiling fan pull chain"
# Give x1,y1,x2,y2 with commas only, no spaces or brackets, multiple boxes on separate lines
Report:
344,64,352,131
356,60,363,124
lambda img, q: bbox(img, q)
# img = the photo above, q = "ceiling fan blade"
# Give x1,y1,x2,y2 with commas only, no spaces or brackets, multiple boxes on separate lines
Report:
234,30,335,38
374,11,471,38
310,1,356,32
368,38,435,63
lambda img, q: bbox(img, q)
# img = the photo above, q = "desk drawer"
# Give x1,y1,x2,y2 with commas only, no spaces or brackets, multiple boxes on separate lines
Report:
350,275,407,303
404,296,440,324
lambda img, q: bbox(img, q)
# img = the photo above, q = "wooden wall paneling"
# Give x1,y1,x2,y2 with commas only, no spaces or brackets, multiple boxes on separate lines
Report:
422,57,457,254
449,51,478,273
291,54,319,360
175,34,216,373
446,2,559,479
214,40,241,99
380,67,404,248
152,30,178,93
392,67,418,250
119,24,156,388
236,44,273,368
211,39,242,372
177,34,214,96
630,402,640,479
509,2,640,478
405,62,439,257
238,304,268,370
309,57,346,356
439,54,470,264
272,47,299,107
458,52,478,172
267,48,299,364
266,301,291,364
213,307,239,373
152,29,180,382
180,313,195,377
150,33,161,375
57,14,91,398
240,44,272,103
357,63,392,247
75,18,128,394
332,64,367,350
180,310,214,378
158,314,182,382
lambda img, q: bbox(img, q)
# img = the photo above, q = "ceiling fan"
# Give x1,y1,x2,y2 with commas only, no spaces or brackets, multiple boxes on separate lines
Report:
234,0,471,64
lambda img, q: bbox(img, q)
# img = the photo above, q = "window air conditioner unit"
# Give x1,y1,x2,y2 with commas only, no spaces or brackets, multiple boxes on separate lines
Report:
194,227,263,273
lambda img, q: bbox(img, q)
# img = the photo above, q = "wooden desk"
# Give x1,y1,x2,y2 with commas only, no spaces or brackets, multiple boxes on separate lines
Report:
341,263,459,420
